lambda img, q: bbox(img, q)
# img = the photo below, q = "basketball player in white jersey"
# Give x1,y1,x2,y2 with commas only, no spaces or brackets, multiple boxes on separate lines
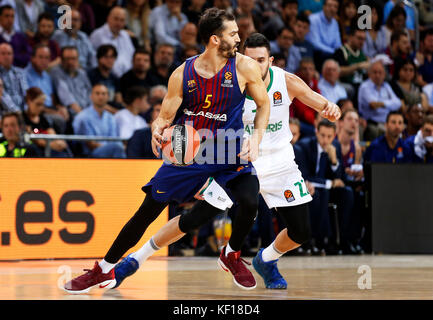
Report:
112,33,341,290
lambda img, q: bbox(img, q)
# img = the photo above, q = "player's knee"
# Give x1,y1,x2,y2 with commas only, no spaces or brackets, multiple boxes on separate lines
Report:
237,193,259,214
178,201,222,233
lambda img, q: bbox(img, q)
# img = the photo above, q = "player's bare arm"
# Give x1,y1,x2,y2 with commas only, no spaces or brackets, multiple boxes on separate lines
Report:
236,54,270,161
151,64,185,157
284,72,341,122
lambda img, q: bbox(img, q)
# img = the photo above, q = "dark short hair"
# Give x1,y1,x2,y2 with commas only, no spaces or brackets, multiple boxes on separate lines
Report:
0,5,13,16
390,30,408,44
25,87,45,102
277,26,295,37
317,119,336,131
198,8,236,44
60,45,78,58
123,86,149,105
386,5,406,29
31,44,50,57
283,0,298,8
1,111,22,127
37,12,54,23
421,28,433,43
133,47,151,60
423,114,433,126
386,111,404,123
296,13,310,25
97,44,118,60
244,33,271,53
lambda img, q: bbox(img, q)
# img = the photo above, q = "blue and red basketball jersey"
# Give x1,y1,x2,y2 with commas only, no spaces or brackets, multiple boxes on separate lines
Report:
176,55,246,136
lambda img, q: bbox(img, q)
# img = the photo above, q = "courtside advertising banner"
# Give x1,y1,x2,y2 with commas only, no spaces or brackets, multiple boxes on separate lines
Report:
0,159,168,260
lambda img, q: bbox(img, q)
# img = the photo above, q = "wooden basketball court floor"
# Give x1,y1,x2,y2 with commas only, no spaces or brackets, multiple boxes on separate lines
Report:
1,255,433,300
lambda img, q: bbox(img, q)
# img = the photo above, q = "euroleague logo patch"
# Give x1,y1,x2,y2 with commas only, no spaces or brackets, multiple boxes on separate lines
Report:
284,189,295,203
273,91,282,105
222,71,233,88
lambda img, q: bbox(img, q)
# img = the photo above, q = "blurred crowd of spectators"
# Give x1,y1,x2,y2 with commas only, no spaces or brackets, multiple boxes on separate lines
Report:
1,0,433,256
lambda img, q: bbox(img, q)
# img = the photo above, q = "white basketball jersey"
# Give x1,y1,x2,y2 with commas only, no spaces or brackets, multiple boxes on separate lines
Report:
243,66,297,176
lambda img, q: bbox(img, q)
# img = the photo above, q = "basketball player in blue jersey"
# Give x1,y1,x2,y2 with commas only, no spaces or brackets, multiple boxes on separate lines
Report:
64,8,271,294
110,34,342,290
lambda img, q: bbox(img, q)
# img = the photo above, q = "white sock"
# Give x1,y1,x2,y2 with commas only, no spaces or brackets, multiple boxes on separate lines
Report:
261,242,284,262
130,237,160,267
225,242,236,256
98,259,115,274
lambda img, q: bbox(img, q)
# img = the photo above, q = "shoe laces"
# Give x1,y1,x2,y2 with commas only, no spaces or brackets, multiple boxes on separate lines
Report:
228,252,251,273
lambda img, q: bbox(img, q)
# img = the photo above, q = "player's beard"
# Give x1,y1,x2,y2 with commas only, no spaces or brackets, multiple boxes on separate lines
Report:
218,39,239,58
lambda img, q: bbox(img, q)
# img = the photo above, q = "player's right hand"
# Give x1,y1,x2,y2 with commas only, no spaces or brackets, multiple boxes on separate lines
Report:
151,121,169,158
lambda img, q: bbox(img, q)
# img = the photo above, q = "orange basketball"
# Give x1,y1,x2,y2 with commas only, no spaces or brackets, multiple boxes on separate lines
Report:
161,124,201,165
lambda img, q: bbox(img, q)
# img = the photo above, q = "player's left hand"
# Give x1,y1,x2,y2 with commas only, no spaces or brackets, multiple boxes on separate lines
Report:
321,101,341,122
239,136,259,162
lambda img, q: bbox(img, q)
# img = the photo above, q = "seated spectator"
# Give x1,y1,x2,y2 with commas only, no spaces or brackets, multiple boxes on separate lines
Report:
0,4,32,68
363,2,388,59
337,0,358,44
174,22,202,67
270,26,301,74
390,58,429,112
119,48,152,100
318,59,348,103
272,53,287,69
25,44,67,133
0,77,21,115
306,0,342,71
87,44,122,113
291,58,319,136
293,13,314,59
114,86,149,140
334,108,365,254
15,0,45,38
236,14,256,53
335,109,363,176
385,31,411,77
72,83,126,158
364,111,413,163
295,119,354,255
382,5,411,48
52,9,97,71
415,28,433,86
406,114,433,163
22,87,71,157
234,0,263,32
68,0,96,36
0,0,20,32
337,98,354,113
383,0,416,41
402,103,426,140
149,85,168,106
147,43,176,87
298,0,323,16
50,46,92,116
333,26,369,100
289,117,301,145
358,60,402,141
125,0,151,50
90,6,135,78
0,111,40,157
180,44,201,63
262,0,298,41
127,99,161,159
0,43,28,110
183,0,209,26
148,0,188,48
27,12,60,68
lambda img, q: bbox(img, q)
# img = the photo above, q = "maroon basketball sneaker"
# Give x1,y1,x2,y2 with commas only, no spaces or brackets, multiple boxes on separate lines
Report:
217,246,256,290
63,261,116,294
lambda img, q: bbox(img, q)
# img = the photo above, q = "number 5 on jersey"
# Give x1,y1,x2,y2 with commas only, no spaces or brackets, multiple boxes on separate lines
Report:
203,94,213,109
